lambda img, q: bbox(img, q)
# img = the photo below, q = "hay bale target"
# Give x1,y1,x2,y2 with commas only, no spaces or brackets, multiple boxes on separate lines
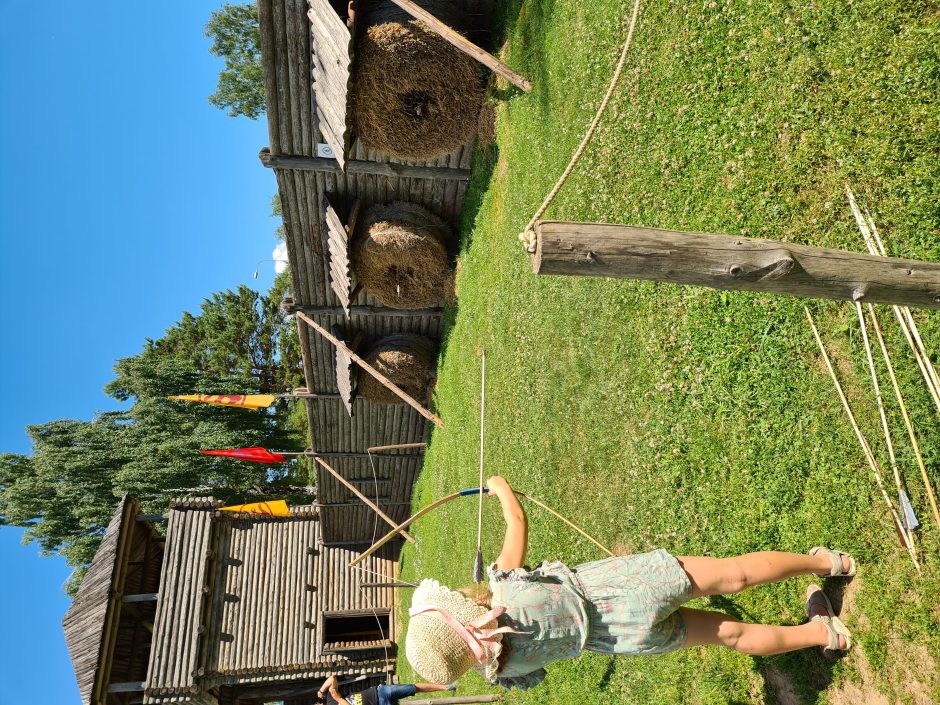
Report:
352,0,485,159
358,334,438,404
353,201,453,309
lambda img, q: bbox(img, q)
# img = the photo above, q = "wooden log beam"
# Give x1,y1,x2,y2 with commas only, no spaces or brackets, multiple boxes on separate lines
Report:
314,456,416,543
122,593,159,603
388,0,532,93
107,682,146,693
407,697,502,705
532,221,940,309
260,149,471,181
284,302,443,318
296,311,444,427
136,514,169,522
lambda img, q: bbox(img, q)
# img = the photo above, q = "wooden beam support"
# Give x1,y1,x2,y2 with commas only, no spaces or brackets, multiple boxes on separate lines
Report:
285,303,443,318
532,221,940,309
136,514,168,522
122,593,159,603
107,682,146,693
314,456,416,543
260,149,471,180
388,0,532,92
296,311,444,427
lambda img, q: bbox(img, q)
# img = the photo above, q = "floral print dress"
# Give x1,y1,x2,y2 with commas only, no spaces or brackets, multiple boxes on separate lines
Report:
489,549,693,690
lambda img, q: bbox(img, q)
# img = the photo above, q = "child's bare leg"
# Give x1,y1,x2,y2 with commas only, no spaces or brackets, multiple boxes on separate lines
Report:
680,608,838,655
676,552,847,598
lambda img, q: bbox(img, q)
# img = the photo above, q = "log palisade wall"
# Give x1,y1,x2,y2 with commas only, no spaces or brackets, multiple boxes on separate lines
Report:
143,501,397,704
258,0,484,546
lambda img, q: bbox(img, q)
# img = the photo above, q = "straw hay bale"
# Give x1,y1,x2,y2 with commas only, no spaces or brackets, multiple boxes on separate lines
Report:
353,201,452,309
352,0,485,159
358,334,437,404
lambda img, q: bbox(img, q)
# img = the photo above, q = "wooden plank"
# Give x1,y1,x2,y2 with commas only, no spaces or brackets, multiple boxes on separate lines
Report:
296,311,444,427
315,458,416,544
260,150,471,180
388,0,531,92
532,221,940,309
122,593,159,603
284,303,442,317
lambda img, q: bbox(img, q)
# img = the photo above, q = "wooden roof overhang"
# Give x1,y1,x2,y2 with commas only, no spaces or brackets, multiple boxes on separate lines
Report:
63,496,166,705
307,0,357,169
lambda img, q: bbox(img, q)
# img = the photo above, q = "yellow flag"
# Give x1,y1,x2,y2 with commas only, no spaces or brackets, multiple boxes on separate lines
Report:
167,394,277,410
219,500,290,516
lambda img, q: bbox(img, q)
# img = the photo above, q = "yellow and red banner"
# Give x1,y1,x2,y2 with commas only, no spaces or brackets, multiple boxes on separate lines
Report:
168,394,277,410
219,500,290,516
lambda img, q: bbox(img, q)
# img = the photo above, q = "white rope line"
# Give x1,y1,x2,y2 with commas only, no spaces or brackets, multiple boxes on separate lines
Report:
520,0,643,252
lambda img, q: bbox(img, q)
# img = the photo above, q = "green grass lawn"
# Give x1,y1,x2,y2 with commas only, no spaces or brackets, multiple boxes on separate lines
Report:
395,1,940,703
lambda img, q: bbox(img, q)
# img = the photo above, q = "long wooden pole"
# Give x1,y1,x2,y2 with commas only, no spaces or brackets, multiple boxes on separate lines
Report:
295,311,444,428
532,221,940,309
314,456,415,543
845,186,940,407
855,303,916,548
388,0,532,92
805,308,920,572
260,149,471,181
867,307,940,530
366,442,427,453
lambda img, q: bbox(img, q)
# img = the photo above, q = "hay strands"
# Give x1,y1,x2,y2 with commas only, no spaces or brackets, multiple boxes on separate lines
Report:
805,307,920,573
388,0,532,92
845,184,940,414
296,311,444,428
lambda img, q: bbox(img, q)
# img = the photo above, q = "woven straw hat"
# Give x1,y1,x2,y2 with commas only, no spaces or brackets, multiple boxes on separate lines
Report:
405,579,503,684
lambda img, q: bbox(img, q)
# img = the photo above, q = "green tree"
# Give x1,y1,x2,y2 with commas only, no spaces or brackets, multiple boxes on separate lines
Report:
1,282,305,594
205,3,265,119
107,285,300,394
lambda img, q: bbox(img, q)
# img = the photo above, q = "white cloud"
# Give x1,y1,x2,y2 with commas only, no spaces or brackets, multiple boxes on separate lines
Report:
273,242,289,273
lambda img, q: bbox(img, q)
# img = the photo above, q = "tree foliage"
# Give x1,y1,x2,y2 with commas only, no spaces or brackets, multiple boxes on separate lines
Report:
1,283,304,594
205,3,265,119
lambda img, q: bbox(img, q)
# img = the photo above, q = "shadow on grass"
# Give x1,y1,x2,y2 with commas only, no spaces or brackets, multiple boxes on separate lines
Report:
496,0,557,113
754,580,851,704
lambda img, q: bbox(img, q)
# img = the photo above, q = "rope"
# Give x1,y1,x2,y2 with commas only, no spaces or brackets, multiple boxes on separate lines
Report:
519,0,643,252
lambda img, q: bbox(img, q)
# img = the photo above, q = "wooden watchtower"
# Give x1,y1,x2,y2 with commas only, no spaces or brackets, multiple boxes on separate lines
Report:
63,496,399,705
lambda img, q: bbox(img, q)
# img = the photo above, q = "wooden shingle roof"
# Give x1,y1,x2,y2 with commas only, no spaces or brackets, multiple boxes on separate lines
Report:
62,496,137,705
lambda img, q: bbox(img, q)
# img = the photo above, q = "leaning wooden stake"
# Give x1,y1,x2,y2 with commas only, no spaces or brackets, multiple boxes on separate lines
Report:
532,221,940,309
296,311,444,428
867,307,940,530
314,456,415,543
367,442,427,453
855,303,916,548
805,308,920,573
388,0,532,92
845,185,940,410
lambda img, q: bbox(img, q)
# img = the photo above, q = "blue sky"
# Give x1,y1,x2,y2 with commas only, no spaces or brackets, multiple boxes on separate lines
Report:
0,2,280,701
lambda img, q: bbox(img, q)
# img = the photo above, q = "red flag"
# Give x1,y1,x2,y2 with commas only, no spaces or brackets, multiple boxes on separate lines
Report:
199,447,287,464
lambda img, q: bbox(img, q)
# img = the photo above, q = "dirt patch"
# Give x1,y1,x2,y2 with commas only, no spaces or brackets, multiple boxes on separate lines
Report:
825,579,939,705
763,665,801,705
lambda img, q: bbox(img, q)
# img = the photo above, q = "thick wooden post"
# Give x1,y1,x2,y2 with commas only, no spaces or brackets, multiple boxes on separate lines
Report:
388,0,532,93
532,221,940,309
260,149,471,181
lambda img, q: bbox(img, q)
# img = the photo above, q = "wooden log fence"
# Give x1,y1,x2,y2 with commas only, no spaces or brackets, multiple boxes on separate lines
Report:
260,149,471,181
532,221,940,309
